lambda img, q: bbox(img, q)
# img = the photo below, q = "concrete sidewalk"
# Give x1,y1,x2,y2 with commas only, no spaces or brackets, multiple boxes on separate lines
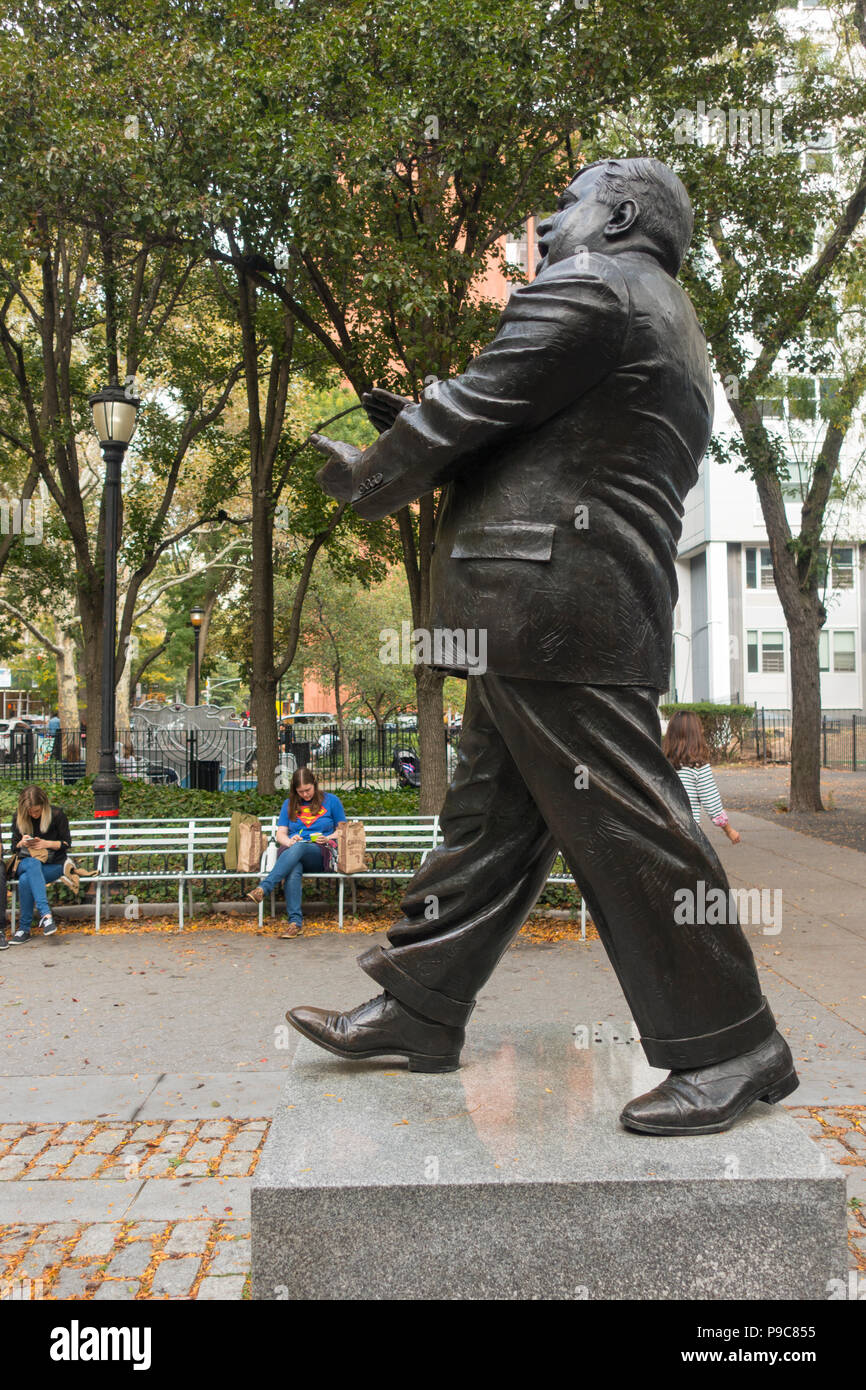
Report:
716,810,866,1100
0,810,863,1299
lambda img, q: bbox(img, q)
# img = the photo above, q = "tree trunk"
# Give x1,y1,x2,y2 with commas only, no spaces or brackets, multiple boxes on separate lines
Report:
79,597,102,776
329,662,350,776
54,625,80,733
249,492,278,794
788,608,824,812
416,663,448,814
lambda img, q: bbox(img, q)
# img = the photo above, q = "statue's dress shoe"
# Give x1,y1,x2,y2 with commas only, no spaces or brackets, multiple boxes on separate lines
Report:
620,1029,798,1136
286,992,464,1073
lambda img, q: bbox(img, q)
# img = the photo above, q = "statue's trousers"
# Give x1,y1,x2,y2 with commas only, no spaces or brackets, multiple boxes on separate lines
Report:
360,673,776,1070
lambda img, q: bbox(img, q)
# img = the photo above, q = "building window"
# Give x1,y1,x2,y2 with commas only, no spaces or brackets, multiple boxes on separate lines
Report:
818,631,829,671
787,378,816,421
831,547,854,589
757,396,783,421
761,631,785,673
819,378,841,415
745,547,774,590
504,226,529,273
747,630,759,674
833,631,856,673
781,460,811,500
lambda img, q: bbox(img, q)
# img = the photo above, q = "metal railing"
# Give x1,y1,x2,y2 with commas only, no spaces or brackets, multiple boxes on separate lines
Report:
8,710,862,783
743,709,866,769
0,723,464,790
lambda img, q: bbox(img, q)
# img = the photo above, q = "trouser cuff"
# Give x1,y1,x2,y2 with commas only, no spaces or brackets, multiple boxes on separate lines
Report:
358,945,476,1028
641,997,776,1070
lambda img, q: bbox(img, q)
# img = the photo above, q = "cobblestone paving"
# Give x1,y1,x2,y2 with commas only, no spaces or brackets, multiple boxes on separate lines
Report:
0,1117,268,1183
0,1118,265,1300
0,1109,862,1299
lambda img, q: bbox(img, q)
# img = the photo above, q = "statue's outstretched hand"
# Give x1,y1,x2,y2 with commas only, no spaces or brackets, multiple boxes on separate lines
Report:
362,387,412,435
310,433,363,501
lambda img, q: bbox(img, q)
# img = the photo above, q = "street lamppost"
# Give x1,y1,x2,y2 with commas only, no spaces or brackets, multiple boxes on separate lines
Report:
89,383,140,820
187,605,205,784
189,606,204,705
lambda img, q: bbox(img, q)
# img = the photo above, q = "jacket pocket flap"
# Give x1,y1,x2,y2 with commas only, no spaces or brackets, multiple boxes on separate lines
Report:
451,522,555,561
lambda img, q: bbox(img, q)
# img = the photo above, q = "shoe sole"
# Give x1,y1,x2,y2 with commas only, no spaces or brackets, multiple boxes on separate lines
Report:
285,1011,461,1074
10,937,31,944
620,1069,800,1136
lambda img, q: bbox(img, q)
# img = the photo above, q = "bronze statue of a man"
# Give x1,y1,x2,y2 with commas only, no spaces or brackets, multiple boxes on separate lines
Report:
291,157,797,1136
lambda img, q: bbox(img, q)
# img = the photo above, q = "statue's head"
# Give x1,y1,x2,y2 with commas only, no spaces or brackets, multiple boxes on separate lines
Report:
535,158,694,277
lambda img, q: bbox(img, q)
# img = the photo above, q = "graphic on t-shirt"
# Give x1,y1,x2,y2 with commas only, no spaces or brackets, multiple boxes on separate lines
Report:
297,803,326,827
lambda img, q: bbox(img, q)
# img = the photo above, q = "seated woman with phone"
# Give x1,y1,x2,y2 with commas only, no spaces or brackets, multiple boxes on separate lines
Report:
7,783,77,942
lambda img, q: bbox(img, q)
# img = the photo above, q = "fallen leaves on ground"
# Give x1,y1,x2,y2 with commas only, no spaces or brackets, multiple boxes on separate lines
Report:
40,908,597,943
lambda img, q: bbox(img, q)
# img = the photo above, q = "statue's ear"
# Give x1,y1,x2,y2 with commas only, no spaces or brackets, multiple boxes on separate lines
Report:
605,198,638,237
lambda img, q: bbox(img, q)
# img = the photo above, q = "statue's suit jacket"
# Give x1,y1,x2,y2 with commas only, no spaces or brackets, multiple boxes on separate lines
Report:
350,248,714,689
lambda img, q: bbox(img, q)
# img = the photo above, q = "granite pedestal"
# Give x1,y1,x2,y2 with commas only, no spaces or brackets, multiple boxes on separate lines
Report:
251,1023,847,1300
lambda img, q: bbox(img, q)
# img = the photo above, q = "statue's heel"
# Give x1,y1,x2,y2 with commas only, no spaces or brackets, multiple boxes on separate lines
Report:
760,1069,799,1104
407,1053,461,1074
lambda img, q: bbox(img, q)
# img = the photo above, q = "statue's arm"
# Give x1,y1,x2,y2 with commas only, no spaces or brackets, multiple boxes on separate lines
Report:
345,257,631,520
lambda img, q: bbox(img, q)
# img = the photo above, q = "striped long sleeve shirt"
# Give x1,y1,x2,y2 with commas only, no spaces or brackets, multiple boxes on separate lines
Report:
676,763,728,827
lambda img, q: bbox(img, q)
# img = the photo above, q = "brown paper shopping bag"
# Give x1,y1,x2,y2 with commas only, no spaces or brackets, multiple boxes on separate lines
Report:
335,820,366,874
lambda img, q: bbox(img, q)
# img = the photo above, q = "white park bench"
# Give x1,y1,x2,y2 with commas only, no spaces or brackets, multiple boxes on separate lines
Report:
7,814,585,936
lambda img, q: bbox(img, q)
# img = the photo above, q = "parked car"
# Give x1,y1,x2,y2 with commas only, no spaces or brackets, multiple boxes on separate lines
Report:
312,730,340,760
0,719,35,761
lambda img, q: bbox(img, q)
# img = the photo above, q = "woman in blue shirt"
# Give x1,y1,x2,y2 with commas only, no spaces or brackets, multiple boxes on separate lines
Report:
248,769,346,936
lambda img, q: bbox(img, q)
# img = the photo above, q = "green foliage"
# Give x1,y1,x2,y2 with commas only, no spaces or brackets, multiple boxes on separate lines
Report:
0,778,422,822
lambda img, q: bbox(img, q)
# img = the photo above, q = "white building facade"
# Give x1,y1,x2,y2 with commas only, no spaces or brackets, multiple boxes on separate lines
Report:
671,383,865,712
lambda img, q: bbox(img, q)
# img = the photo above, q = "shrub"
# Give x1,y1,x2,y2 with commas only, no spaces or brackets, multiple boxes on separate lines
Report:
0,778,420,822
659,702,755,762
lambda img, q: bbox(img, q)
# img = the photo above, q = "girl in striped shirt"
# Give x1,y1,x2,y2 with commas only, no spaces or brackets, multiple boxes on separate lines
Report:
662,712,741,844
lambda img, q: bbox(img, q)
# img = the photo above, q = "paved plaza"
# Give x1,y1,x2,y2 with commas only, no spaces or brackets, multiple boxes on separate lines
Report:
0,806,863,1299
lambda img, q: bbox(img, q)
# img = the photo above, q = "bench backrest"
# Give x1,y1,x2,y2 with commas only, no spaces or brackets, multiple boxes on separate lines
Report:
64,814,441,867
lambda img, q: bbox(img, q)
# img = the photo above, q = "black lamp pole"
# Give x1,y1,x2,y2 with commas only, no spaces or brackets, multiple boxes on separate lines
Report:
189,606,204,706
188,606,205,785
89,384,140,821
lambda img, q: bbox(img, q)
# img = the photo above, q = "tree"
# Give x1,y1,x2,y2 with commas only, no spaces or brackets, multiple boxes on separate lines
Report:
6,0,795,806
583,1,866,809
143,0,770,810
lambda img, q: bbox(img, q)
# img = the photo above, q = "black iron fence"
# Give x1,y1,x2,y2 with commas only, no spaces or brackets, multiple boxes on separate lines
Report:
5,711,863,785
0,723,463,790
0,726,257,789
742,710,866,770
281,725,461,791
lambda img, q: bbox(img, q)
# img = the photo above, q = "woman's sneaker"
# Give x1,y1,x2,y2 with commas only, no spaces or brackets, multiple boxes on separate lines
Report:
0,933,9,950
246,887,265,903
10,928,31,943
39,914,56,937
